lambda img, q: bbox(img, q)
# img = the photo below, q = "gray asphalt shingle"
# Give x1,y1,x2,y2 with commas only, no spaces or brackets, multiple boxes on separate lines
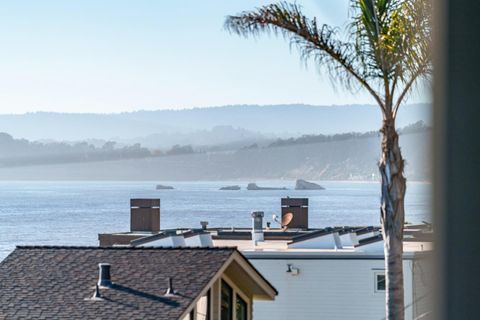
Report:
0,246,235,320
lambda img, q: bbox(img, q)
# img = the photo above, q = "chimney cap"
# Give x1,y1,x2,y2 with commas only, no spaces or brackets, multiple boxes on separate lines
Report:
130,198,160,208
251,211,264,218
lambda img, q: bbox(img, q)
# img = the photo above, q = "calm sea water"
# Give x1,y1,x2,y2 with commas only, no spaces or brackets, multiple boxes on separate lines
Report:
0,181,431,261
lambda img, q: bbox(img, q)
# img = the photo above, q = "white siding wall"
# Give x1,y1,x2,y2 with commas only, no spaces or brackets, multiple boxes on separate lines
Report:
138,235,185,247
184,234,213,247
339,233,358,247
250,258,414,320
288,233,341,249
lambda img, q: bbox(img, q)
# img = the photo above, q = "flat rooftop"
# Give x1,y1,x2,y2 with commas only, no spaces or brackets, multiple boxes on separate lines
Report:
212,238,432,254
99,223,433,259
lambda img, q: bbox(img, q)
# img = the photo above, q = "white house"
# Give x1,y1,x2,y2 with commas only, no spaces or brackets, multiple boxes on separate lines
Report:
99,199,433,320
212,227,432,320
244,250,431,320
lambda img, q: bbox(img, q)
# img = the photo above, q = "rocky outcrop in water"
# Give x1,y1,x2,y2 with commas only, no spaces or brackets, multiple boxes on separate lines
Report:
247,183,287,190
156,184,174,190
294,179,325,190
219,185,241,190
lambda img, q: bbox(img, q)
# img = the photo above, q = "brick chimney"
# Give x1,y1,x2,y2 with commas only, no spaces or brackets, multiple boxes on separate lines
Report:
281,198,309,229
130,199,160,233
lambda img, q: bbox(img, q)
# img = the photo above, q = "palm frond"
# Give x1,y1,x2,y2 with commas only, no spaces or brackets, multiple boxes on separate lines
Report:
225,0,432,116
350,0,431,114
225,2,383,106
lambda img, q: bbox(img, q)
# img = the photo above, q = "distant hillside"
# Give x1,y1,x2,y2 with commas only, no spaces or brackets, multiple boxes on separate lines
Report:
126,125,270,149
0,121,429,169
0,133,195,167
0,104,431,143
0,130,430,181
268,120,430,148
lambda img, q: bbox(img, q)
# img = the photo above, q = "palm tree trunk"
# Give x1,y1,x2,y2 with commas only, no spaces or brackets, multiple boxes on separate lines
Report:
379,118,406,320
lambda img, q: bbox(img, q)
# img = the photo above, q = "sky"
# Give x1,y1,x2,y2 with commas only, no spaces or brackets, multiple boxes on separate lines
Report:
0,0,430,114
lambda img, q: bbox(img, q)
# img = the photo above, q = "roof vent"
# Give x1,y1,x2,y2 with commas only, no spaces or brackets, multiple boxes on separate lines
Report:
251,211,264,243
200,221,209,230
85,283,104,301
98,263,112,288
165,277,176,296
92,284,102,299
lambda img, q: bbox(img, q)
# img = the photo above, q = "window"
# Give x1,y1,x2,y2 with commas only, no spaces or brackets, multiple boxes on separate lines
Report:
375,273,386,292
221,280,233,320
236,294,248,320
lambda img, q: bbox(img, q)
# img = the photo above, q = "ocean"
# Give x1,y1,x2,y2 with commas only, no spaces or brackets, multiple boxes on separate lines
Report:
0,180,431,261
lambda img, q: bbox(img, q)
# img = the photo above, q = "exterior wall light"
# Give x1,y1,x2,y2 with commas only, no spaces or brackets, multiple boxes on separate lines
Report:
286,263,300,275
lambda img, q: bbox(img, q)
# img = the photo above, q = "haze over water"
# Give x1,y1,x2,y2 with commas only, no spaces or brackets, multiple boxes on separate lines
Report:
0,180,431,261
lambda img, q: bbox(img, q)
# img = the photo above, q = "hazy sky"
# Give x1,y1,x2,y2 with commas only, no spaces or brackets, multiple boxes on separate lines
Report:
0,1,429,114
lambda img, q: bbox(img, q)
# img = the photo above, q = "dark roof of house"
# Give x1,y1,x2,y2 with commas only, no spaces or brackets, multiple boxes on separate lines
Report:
130,230,210,246
129,232,172,246
354,226,379,235
354,234,384,247
182,230,209,239
212,230,307,241
0,246,235,320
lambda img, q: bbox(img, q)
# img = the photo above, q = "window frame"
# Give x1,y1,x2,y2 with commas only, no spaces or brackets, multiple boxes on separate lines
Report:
221,279,234,320
374,271,386,293
235,292,248,320
220,275,251,320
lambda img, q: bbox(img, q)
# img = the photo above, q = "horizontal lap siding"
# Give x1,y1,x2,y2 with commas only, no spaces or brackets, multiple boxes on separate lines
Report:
250,259,414,320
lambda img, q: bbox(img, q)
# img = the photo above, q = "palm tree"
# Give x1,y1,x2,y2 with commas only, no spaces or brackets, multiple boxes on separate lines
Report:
225,1,431,319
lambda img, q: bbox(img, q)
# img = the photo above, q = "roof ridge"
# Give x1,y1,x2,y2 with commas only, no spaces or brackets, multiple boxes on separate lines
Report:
15,245,236,250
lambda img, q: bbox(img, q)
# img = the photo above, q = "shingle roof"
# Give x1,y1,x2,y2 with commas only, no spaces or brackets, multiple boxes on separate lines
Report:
0,246,235,320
